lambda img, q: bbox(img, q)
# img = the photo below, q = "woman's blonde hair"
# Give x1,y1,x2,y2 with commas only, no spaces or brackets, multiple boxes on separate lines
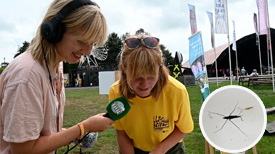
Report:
29,0,107,70
119,35,170,101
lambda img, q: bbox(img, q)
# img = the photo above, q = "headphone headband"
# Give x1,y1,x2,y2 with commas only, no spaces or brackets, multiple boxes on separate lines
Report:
57,0,99,22
41,0,99,43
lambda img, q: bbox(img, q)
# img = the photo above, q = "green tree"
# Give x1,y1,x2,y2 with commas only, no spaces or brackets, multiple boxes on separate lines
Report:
100,32,123,69
160,44,174,67
14,41,29,58
63,62,78,73
135,28,150,35
0,66,6,74
121,32,131,41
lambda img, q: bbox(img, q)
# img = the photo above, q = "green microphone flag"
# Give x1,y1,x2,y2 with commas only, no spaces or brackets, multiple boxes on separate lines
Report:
104,97,131,120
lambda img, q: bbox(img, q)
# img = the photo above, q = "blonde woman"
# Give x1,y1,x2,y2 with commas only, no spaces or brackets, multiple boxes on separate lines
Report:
0,0,114,153
109,35,194,154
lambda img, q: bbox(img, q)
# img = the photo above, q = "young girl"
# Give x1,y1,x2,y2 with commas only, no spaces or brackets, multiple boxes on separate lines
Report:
109,34,194,154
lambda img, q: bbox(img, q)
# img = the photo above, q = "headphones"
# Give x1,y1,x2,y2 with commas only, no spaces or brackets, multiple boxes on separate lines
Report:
41,0,99,43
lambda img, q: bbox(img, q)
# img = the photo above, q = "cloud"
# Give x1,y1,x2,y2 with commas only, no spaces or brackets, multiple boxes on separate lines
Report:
0,18,16,33
1,0,274,64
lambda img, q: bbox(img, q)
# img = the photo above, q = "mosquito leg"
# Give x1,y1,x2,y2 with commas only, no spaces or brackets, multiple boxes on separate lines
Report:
240,116,244,121
214,119,228,133
229,102,239,115
208,111,226,117
237,105,245,120
229,120,248,136
237,105,245,121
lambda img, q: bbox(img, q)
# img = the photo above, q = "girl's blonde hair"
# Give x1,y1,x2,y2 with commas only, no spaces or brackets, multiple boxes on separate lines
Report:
119,35,170,101
29,0,107,70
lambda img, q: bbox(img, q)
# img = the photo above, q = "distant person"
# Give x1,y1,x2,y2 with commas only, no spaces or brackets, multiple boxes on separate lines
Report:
109,34,194,154
234,67,241,76
79,77,82,87
222,69,226,78
0,0,114,153
234,67,241,80
225,68,230,79
250,69,259,77
241,67,247,75
75,78,79,87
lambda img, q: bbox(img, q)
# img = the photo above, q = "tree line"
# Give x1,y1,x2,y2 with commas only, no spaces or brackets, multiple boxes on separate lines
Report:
1,29,175,74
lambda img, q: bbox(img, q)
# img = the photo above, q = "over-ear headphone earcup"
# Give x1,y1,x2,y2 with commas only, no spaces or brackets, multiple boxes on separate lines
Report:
41,0,97,43
41,18,65,44
53,22,65,43
41,20,56,42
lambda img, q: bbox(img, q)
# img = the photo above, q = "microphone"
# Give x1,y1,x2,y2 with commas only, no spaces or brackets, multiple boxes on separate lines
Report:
65,132,98,153
66,97,130,153
74,132,98,149
103,97,131,120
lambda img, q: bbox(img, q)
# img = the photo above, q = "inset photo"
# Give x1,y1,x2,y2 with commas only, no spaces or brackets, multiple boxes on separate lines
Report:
199,85,267,153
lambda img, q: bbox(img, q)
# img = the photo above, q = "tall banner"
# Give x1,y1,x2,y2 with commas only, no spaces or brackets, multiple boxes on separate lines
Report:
207,11,215,48
207,11,219,86
189,32,210,100
256,0,268,35
254,13,263,75
253,13,260,35
232,20,239,78
188,4,198,35
215,0,228,34
254,13,260,46
232,20,237,51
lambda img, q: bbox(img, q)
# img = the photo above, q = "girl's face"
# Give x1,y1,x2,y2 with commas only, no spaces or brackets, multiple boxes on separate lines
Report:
129,69,159,98
56,32,95,64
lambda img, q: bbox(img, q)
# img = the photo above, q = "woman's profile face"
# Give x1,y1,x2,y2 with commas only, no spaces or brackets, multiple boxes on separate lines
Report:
56,32,95,64
128,68,159,98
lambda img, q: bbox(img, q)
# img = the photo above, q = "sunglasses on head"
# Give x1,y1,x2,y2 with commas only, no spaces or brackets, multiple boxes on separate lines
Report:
125,37,159,50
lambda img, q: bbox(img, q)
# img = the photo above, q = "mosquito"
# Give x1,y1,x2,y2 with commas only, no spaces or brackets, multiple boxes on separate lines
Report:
208,102,253,136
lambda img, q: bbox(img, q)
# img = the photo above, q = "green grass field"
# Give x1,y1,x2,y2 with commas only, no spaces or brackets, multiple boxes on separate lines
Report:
56,81,275,154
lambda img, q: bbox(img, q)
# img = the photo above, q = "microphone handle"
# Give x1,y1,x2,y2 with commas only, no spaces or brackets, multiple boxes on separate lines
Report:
103,113,112,119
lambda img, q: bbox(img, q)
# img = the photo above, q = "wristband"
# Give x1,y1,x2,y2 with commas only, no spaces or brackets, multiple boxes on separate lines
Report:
77,123,85,139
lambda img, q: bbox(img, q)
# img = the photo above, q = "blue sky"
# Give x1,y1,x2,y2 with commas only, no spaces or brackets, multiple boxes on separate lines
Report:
1,0,274,64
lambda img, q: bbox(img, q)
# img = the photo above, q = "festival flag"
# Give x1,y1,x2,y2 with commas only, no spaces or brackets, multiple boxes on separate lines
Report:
189,32,210,100
207,11,219,86
254,13,260,46
207,11,215,48
254,13,264,75
253,13,260,35
256,0,268,35
232,20,237,51
215,0,228,34
187,4,198,35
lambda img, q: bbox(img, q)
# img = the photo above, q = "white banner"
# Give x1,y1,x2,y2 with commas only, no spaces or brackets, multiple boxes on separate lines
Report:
207,11,215,48
256,0,268,35
232,20,237,51
188,4,198,35
215,0,228,34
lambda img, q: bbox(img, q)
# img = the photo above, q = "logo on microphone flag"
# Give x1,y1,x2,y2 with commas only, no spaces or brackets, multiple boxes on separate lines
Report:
111,101,125,115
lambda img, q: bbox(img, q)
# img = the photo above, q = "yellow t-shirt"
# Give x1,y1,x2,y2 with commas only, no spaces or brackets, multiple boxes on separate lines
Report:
109,76,194,151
